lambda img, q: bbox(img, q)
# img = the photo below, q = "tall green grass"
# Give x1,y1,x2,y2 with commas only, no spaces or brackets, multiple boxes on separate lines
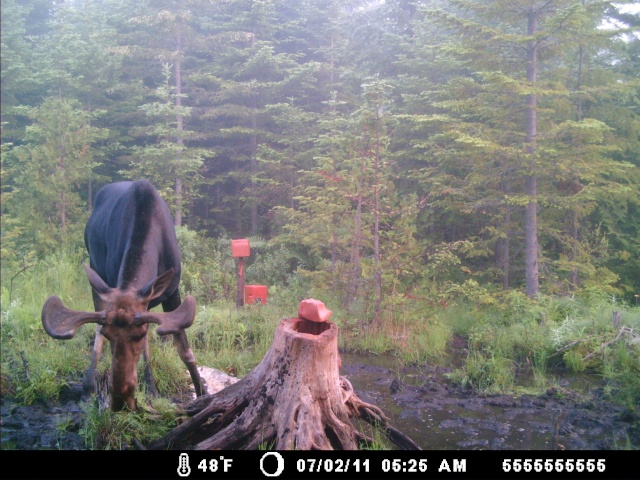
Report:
1,250,97,403
336,298,452,365
444,294,640,399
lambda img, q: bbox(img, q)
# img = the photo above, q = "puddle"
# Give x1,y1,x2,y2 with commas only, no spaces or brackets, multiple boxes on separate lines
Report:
340,352,637,450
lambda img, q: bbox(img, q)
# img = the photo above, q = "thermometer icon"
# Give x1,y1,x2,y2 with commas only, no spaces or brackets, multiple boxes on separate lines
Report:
177,453,191,477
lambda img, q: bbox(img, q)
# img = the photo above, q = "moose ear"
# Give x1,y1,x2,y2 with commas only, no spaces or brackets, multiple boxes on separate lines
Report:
42,295,105,339
138,269,175,302
135,295,196,335
83,263,111,296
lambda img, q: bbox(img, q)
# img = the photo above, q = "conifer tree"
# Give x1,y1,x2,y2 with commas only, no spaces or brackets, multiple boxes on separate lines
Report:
399,0,637,296
4,97,108,255
189,0,322,236
119,0,216,226
128,62,207,221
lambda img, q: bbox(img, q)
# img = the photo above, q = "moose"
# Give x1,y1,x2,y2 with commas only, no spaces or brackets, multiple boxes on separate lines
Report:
41,179,205,411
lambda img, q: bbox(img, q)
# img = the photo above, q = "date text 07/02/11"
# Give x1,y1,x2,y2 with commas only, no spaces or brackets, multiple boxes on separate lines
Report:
295,457,466,474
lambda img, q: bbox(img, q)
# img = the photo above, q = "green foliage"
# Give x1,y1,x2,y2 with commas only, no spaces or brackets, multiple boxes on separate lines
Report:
358,419,393,450
398,0,640,298
176,227,303,305
602,341,640,412
337,298,452,364
450,349,515,394
441,292,640,395
80,397,182,450
246,242,302,288
175,226,235,304
11,362,63,406
2,0,639,303
257,439,277,450
399,320,451,365
128,63,208,216
563,350,586,373
1,250,95,404
437,302,478,336
2,97,107,259
174,295,292,378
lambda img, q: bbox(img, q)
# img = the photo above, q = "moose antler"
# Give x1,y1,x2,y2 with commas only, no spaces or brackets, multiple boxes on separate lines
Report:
135,295,197,335
42,296,105,339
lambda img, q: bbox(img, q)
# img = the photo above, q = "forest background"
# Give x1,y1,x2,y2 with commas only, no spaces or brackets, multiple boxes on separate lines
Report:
1,0,640,413
3,0,640,309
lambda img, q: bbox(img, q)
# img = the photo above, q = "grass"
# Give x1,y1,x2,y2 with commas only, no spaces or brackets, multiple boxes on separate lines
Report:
448,349,515,393
2,250,639,448
144,299,288,398
80,397,182,449
357,419,394,450
1,251,96,404
337,301,452,365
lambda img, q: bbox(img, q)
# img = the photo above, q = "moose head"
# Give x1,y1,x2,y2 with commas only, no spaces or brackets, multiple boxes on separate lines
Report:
42,264,196,411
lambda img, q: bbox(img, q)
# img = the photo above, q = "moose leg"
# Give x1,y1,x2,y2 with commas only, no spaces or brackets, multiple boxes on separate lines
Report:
139,289,159,397
83,326,105,397
163,291,206,397
141,334,159,397
173,331,206,397
83,289,106,398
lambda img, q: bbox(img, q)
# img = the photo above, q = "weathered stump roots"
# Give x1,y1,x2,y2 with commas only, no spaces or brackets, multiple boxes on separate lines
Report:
148,317,420,450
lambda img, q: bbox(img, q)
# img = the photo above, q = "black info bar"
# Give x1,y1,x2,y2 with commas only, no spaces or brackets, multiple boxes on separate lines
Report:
2,450,632,480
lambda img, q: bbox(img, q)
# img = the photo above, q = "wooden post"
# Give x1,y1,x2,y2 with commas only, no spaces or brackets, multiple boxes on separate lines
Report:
237,257,245,308
231,239,250,309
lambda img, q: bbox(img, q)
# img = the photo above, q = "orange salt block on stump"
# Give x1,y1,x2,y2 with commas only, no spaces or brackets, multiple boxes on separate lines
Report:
298,299,332,323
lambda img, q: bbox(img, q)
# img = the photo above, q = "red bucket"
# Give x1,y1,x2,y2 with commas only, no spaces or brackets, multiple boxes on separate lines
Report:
245,285,267,305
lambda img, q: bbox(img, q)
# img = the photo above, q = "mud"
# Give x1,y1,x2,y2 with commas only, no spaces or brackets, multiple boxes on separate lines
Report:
341,354,640,450
1,356,639,450
1,382,86,450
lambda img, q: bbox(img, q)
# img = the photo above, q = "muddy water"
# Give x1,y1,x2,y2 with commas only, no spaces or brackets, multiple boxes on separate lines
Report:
339,352,635,450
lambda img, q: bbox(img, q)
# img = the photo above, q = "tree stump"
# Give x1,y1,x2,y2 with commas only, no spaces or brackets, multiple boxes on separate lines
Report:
149,315,420,450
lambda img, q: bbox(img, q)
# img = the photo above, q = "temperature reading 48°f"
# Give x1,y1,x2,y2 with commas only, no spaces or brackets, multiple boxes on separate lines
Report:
198,457,234,473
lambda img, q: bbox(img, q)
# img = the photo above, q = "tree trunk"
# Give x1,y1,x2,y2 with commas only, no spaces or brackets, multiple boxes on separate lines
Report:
148,317,420,450
96,368,111,412
372,109,382,325
347,186,363,308
569,38,585,290
249,30,259,236
524,9,540,298
87,93,93,211
250,107,258,235
569,208,579,289
499,175,511,290
174,26,184,227
524,175,539,298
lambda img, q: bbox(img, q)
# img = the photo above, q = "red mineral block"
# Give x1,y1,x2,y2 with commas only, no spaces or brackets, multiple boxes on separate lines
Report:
298,298,332,323
245,285,268,305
